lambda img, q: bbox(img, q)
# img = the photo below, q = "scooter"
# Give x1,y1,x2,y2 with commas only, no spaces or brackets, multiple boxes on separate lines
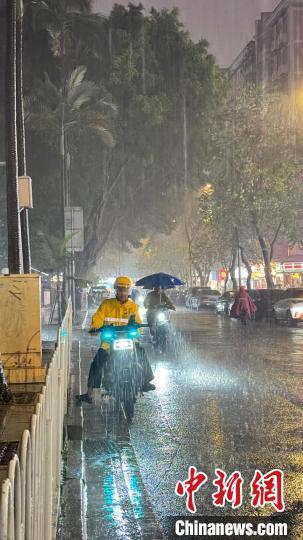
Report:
91,317,148,421
151,305,172,354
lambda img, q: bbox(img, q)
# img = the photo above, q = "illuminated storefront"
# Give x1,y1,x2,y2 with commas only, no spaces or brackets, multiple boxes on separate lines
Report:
276,259,303,288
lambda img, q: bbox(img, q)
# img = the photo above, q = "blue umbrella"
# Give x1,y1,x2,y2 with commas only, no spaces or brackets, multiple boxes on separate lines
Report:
135,272,184,290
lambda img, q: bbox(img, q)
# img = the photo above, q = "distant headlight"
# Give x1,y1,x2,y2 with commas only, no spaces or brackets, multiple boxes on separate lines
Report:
157,312,166,322
138,295,144,302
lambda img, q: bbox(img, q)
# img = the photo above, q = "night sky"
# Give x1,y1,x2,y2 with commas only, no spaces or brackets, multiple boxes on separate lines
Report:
93,0,279,67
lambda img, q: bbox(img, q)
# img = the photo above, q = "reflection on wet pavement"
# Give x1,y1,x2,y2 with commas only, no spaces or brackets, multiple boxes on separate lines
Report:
129,310,303,537
74,309,303,539
76,330,163,540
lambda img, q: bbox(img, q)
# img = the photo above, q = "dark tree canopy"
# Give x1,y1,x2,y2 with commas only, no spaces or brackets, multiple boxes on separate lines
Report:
0,1,224,276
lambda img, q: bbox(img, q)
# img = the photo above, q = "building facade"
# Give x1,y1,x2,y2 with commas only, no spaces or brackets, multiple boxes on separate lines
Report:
229,40,256,85
229,0,303,94
227,1,303,288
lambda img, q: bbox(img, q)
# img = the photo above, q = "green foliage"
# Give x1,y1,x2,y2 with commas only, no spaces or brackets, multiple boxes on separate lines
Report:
201,84,303,285
31,229,75,272
25,65,115,149
16,1,224,274
208,86,303,238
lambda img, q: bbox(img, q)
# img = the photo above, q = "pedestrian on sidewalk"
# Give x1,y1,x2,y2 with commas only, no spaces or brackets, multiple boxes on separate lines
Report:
230,286,257,326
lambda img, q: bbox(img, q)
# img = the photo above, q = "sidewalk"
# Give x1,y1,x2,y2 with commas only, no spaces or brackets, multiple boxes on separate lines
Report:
57,318,163,540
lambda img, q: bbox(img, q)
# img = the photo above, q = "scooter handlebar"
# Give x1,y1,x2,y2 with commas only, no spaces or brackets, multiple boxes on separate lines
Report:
153,304,175,310
89,323,149,333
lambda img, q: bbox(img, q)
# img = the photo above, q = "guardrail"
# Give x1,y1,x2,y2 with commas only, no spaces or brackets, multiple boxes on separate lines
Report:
0,300,72,540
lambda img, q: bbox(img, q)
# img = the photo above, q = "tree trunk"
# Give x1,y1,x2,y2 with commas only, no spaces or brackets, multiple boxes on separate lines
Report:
60,123,67,313
16,0,31,273
183,91,188,190
224,272,229,293
191,262,204,285
6,0,22,273
256,229,275,288
57,270,62,324
229,250,238,290
270,222,282,262
221,259,229,292
78,160,128,276
240,246,252,290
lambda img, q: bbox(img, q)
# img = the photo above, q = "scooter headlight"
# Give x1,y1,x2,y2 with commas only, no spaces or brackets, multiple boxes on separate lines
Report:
128,329,139,338
102,329,115,340
157,312,166,322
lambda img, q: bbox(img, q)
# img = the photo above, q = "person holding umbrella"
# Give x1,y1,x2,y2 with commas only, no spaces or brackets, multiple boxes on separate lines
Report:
144,286,176,336
136,273,183,339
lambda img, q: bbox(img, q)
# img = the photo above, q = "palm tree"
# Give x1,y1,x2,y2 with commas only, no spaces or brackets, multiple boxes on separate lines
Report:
29,0,106,73
6,0,23,273
25,65,114,300
24,0,109,295
25,65,114,187
17,0,31,273
44,232,75,323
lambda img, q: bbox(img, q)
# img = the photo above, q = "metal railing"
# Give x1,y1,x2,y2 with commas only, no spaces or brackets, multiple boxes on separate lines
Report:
0,300,72,540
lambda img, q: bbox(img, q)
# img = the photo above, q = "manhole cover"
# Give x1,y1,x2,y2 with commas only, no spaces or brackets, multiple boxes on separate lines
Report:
13,392,39,405
0,442,19,465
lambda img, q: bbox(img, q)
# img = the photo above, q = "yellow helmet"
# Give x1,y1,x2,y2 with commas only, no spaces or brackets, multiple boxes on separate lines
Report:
114,275,133,289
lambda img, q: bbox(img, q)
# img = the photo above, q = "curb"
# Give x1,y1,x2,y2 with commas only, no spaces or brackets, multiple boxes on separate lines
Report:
58,339,86,540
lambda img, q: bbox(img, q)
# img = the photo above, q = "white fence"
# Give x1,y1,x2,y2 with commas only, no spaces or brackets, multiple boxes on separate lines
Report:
0,301,72,540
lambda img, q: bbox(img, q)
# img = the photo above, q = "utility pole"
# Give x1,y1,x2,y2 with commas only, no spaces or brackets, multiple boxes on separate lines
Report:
17,0,31,273
6,0,23,273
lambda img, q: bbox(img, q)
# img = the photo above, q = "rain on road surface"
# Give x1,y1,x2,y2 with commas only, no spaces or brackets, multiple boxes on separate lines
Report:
78,308,303,539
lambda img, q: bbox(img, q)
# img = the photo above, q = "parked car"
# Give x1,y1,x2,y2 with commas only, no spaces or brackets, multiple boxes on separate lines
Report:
190,290,221,310
186,287,212,308
255,289,286,321
221,289,285,321
273,288,303,325
216,291,236,315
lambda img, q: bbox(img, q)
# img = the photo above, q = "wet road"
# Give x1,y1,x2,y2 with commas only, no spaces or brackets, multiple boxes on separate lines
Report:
74,308,303,539
129,309,303,537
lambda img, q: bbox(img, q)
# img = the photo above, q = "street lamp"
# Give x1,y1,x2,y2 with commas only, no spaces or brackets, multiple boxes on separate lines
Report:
200,183,214,196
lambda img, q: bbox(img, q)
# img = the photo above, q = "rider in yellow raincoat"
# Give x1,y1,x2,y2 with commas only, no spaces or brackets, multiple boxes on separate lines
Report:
77,276,155,403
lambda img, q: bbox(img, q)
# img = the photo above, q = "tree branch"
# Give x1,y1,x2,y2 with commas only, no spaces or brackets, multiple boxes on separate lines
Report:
270,221,282,262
